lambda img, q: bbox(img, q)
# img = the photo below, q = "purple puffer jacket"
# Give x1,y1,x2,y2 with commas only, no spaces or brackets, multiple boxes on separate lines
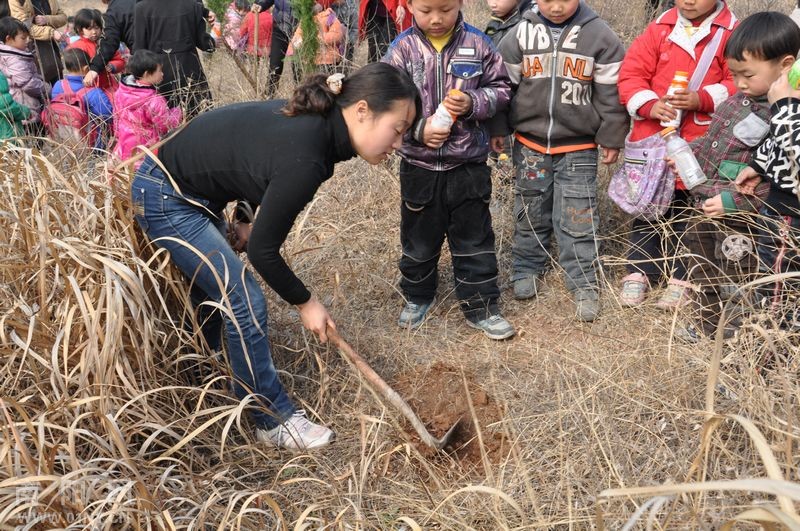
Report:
382,15,511,171
0,43,47,114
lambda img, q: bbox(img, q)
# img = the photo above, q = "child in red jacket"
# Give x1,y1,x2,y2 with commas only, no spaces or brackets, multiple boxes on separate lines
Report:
617,0,738,309
67,9,125,95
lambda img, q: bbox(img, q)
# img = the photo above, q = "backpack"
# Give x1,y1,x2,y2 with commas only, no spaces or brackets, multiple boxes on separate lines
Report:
41,81,97,147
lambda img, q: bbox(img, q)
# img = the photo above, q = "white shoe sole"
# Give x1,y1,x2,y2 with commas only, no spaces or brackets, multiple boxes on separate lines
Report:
466,320,516,340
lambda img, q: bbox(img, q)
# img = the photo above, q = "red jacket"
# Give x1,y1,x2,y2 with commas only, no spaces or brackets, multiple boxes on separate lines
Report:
618,4,737,144
67,37,125,93
240,10,273,56
358,0,411,40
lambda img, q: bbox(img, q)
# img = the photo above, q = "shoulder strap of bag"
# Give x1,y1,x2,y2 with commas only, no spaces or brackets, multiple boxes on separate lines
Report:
687,25,725,92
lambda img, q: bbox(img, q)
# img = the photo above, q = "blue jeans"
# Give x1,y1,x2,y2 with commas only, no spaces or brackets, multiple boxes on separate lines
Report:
131,157,295,429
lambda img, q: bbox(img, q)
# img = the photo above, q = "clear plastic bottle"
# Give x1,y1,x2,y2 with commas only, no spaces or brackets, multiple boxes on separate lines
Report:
660,70,689,128
661,126,707,189
430,89,462,130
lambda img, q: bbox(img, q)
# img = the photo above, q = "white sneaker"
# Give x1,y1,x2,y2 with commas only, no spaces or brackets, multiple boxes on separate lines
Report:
255,410,335,450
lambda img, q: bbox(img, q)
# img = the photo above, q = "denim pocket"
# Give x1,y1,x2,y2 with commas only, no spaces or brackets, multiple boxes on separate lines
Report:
560,184,597,238
515,191,545,228
565,150,598,177
162,181,214,212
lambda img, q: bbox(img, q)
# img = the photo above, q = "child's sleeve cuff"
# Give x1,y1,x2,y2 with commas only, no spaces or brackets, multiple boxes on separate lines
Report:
626,89,658,119
721,191,737,213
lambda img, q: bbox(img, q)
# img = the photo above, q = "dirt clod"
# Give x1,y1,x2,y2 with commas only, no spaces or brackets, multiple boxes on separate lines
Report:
392,362,508,469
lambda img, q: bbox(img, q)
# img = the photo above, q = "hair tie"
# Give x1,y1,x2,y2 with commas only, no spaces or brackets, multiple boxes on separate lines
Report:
326,73,345,95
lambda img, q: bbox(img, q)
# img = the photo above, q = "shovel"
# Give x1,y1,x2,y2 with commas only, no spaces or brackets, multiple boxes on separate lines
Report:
327,328,460,451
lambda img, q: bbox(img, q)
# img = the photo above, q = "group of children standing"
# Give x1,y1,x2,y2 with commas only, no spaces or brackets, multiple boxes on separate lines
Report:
382,0,800,342
0,0,798,344
0,9,182,163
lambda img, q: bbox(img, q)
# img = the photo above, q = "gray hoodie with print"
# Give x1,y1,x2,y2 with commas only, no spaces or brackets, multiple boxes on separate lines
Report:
495,2,628,152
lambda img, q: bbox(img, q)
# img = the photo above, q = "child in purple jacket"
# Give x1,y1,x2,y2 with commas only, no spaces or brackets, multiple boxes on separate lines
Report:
382,0,514,340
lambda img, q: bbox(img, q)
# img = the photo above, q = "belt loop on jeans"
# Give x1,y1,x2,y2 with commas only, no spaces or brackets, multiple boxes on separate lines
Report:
140,156,164,180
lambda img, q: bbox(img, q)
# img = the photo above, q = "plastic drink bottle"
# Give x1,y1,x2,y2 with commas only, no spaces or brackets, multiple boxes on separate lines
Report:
788,57,800,89
430,89,462,129
660,71,689,128
661,127,707,189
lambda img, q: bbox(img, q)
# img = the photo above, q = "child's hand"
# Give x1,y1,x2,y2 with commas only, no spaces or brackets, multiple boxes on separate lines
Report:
443,90,472,117
734,165,762,195
665,156,678,176
423,116,450,148
667,89,700,110
251,3,262,12
702,195,725,217
767,72,800,104
490,136,505,153
83,70,99,87
52,30,63,41
601,147,619,165
650,97,678,122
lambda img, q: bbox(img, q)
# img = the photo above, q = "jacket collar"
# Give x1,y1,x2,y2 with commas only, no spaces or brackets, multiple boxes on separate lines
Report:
0,43,34,57
655,1,736,30
656,2,735,59
120,74,157,91
410,12,465,51
330,105,356,163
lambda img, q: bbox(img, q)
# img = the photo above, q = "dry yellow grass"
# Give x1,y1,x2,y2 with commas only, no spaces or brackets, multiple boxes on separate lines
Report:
1,0,798,528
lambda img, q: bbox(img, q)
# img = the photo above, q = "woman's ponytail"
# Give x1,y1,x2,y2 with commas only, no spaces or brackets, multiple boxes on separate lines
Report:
284,63,419,117
283,74,337,116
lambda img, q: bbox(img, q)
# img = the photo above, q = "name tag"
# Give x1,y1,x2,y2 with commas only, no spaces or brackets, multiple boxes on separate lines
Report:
457,47,475,56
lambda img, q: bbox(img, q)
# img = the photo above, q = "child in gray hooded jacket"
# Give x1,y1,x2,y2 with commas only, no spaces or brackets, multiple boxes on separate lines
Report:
495,0,628,321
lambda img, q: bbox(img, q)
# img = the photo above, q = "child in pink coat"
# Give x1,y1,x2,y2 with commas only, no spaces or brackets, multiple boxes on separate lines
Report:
113,50,182,167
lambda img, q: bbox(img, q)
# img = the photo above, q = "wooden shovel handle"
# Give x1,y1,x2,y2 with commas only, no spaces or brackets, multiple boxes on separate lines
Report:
326,328,449,449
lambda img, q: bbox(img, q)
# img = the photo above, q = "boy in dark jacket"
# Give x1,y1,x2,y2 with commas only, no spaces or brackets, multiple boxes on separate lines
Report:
383,0,514,340
496,0,628,321
484,0,528,46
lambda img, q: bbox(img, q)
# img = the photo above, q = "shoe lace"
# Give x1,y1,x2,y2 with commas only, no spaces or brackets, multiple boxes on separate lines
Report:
288,409,312,434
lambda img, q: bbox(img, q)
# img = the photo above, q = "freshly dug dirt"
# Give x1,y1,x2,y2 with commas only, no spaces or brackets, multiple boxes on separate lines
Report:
392,362,509,469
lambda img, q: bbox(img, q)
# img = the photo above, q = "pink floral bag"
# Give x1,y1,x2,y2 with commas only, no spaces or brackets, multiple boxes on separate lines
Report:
607,133,674,220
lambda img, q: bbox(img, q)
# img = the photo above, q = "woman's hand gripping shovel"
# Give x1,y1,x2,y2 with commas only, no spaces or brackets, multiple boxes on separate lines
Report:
326,326,460,451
